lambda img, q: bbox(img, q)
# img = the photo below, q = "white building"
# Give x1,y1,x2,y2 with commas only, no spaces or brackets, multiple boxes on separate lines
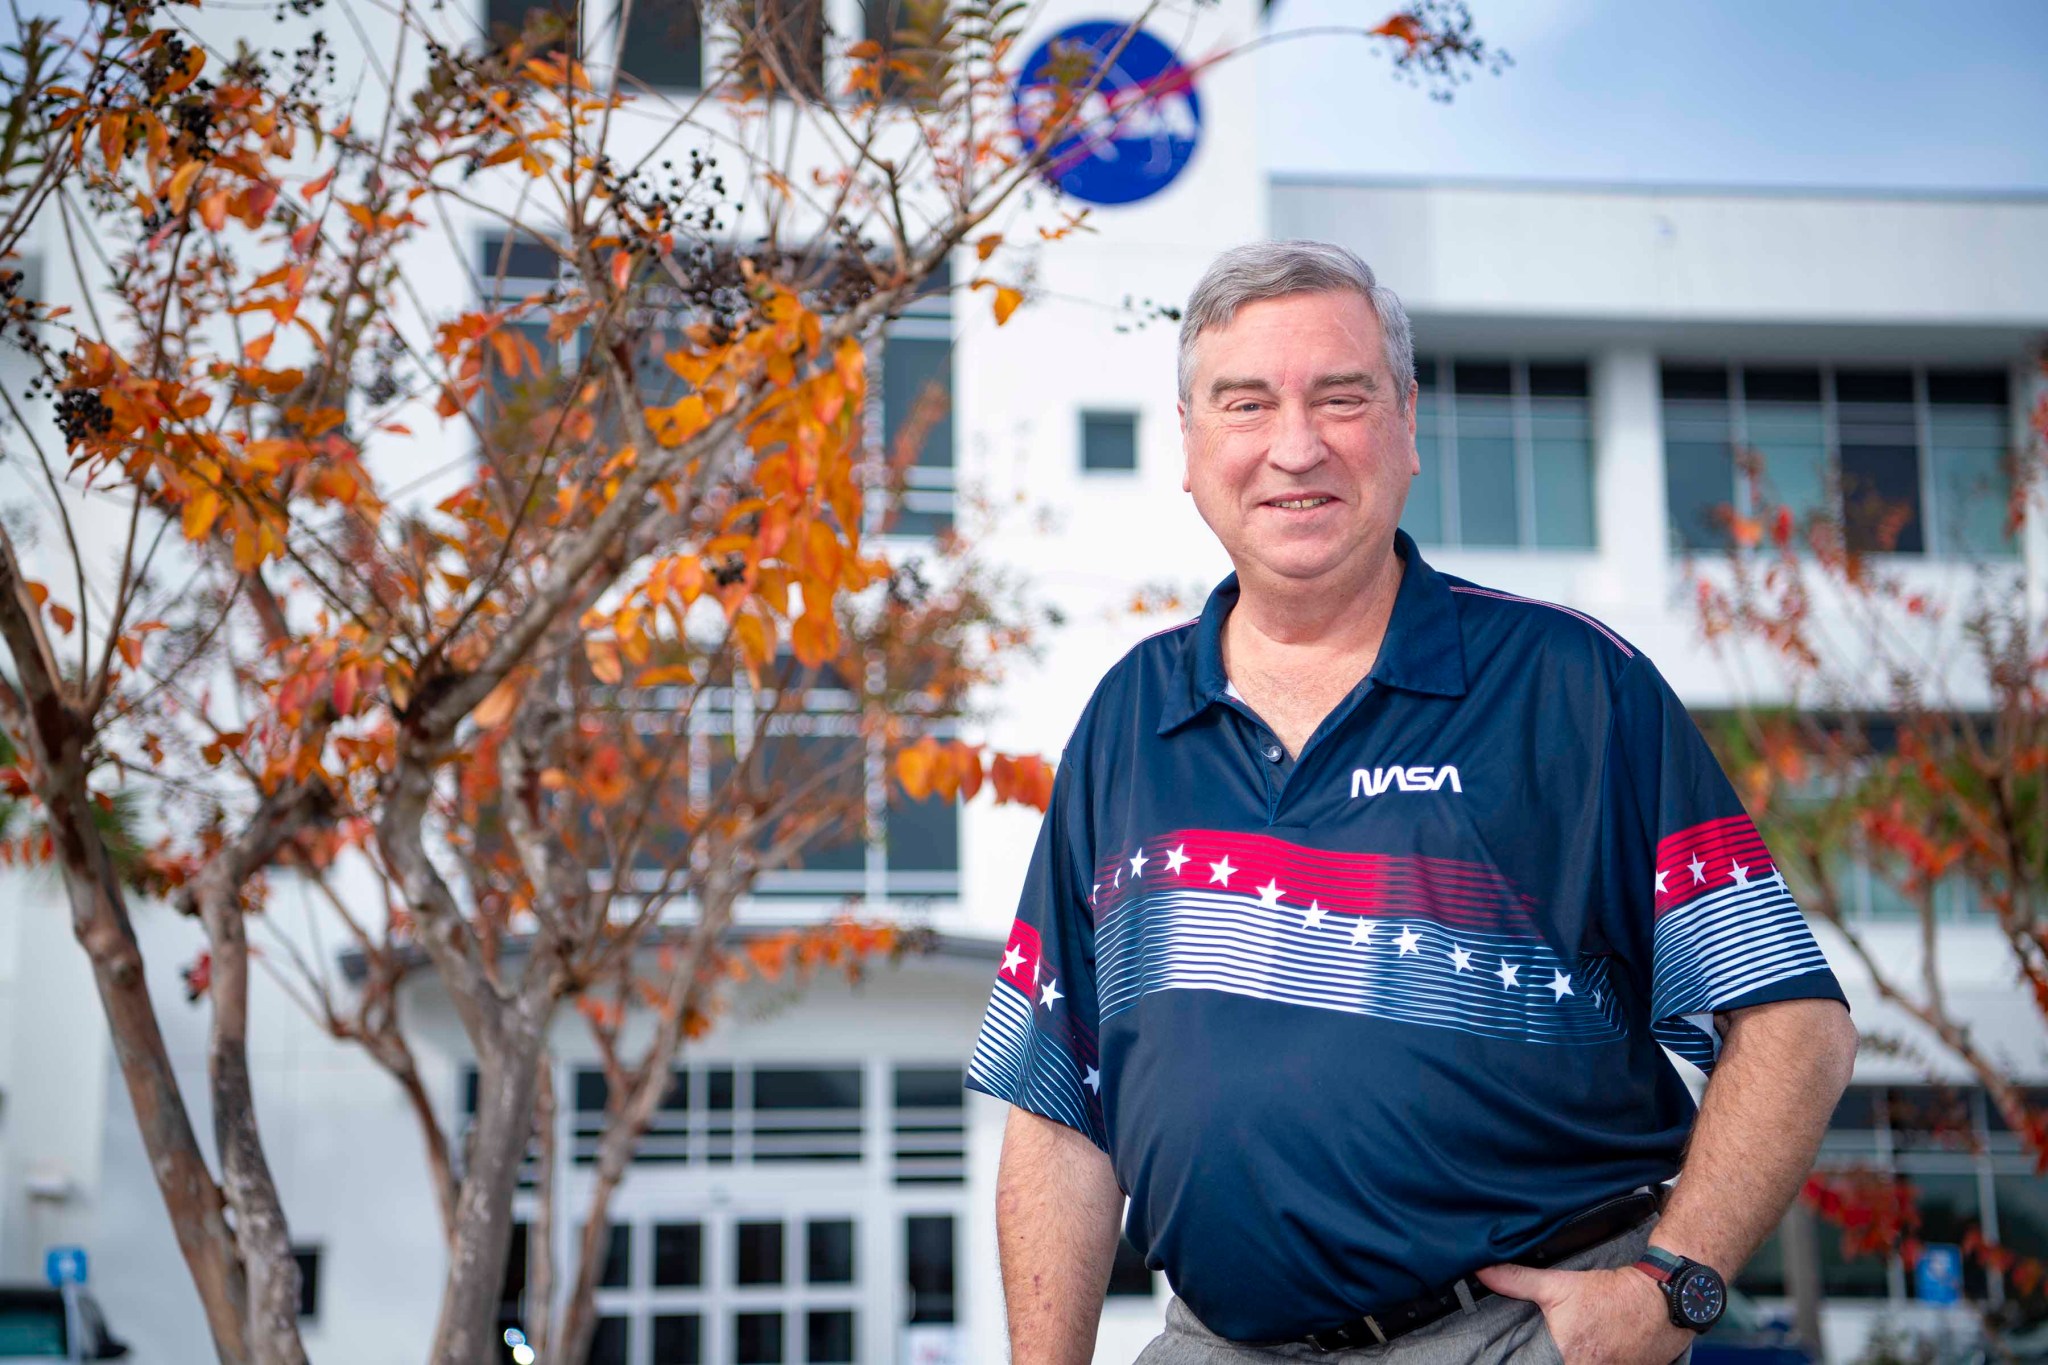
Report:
1,1,2046,1362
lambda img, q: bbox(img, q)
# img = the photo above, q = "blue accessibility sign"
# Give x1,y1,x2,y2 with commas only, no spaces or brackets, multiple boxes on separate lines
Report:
1916,1243,1962,1306
44,1245,88,1287
1013,21,1202,206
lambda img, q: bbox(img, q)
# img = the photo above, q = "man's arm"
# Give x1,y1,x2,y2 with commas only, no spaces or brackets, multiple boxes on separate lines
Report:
1478,996,1858,1364
996,1106,1125,1365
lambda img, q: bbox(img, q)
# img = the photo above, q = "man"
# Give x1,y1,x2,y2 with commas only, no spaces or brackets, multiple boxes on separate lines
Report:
963,241,1858,1364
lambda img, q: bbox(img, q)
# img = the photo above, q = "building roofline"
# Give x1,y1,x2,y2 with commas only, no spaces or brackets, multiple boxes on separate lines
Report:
1267,171,2048,207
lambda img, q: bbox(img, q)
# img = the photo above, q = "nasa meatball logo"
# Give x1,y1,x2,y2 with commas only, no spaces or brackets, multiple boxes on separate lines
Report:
1012,21,1202,207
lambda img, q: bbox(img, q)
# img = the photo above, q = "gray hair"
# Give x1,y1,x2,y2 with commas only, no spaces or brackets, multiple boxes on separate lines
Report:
1177,240,1415,412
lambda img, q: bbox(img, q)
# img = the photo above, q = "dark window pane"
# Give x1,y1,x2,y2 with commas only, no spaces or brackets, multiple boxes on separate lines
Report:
1830,1086,1882,1130
654,1223,703,1288
1836,369,1914,404
707,1068,735,1110
736,1221,785,1286
808,1220,856,1284
1741,366,1821,404
1414,357,1439,392
478,233,561,287
883,336,954,468
906,1215,956,1324
488,0,575,54
1910,1173,1990,1301
600,1223,631,1289
886,787,959,874
1885,1085,1978,1152
1455,432,1518,546
893,1067,964,1109
1735,1228,1785,1298
652,1313,702,1365
501,1223,530,1315
587,1316,630,1365
618,0,702,89
1527,363,1588,398
1105,1234,1155,1297
1451,360,1512,396
1081,411,1139,472
1996,1173,2048,1266
735,1311,786,1364
293,1247,321,1319
753,1069,862,1110
1661,365,1728,401
1928,370,2008,406
1665,440,1736,551
732,0,825,95
806,1310,855,1363
576,1069,608,1113
1841,443,1924,553
1817,1204,1892,1299
662,1069,689,1111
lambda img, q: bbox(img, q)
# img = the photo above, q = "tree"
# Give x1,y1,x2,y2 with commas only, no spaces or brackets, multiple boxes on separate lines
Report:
1690,356,2048,1315
0,1,1500,1360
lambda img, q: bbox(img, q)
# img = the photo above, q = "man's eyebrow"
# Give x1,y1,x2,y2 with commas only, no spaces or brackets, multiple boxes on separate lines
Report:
1311,370,1379,391
1207,375,1276,401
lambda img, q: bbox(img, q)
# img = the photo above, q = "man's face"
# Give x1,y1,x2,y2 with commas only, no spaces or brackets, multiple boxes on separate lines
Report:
1180,290,1419,590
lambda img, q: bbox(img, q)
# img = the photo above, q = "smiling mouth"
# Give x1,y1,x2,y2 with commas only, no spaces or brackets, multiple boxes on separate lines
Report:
1267,496,1333,510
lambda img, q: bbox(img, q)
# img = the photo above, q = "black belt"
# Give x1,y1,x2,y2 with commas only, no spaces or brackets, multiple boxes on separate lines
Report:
1297,1186,1669,1354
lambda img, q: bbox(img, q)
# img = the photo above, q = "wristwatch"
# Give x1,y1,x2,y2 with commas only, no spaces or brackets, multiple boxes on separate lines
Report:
1632,1246,1726,1332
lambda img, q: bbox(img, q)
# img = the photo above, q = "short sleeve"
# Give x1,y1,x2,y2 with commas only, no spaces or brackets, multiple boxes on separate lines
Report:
1607,656,1847,1074
962,745,1109,1150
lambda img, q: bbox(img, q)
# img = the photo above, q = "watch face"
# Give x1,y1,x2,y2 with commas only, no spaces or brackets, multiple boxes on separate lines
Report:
1677,1267,1726,1327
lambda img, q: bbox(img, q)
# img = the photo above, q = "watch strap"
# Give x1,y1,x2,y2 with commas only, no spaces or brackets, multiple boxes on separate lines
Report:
1632,1246,1686,1283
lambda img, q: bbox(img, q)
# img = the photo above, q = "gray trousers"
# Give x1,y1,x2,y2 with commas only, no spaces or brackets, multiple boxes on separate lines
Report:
1134,1218,1690,1365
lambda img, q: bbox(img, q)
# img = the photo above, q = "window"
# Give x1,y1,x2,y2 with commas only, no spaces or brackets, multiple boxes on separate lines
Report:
613,0,702,89
652,1313,703,1364
737,1221,786,1286
806,1220,856,1284
1404,358,1594,550
588,1316,629,1365
574,1065,865,1166
486,0,576,54
876,266,955,537
1742,1083,2040,1307
1660,363,2015,558
1081,410,1139,473
292,1247,322,1320
654,1222,704,1288
732,0,826,97
905,1215,956,1323
892,1066,966,1185
861,0,955,105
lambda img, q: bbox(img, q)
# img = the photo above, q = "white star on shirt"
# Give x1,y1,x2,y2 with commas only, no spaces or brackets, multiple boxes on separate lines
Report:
1654,869,1669,894
1113,867,1122,888
1208,855,1237,886
1729,860,1751,886
1083,1066,1101,1093
1091,882,1101,904
1395,926,1421,956
1129,849,1149,878
1039,977,1063,1010
1255,879,1285,910
1688,854,1707,885
1449,944,1473,973
1163,845,1190,874
1549,970,1575,1002
1001,946,1025,974
1303,902,1327,930
1496,960,1521,989
1350,919,1376,947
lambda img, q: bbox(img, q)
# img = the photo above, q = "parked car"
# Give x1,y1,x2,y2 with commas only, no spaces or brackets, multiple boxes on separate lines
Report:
0,1287,129,1362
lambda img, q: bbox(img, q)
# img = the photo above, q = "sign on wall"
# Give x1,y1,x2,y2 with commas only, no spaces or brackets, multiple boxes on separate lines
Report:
1012,21,1203,206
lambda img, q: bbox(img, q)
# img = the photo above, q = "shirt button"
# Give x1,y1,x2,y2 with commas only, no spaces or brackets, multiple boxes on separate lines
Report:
1262,744,1284,763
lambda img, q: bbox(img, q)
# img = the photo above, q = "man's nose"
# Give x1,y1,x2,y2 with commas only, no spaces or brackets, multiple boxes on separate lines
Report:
1267,397,1325,473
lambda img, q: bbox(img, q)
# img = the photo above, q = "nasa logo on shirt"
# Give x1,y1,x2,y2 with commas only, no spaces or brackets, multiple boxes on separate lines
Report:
1011,21,1202,206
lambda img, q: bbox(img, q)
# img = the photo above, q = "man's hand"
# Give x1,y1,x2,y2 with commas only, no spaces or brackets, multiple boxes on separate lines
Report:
1475,1262,1694,1365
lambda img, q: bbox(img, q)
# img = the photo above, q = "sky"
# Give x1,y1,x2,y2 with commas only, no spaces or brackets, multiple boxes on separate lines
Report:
1257,0,2048,192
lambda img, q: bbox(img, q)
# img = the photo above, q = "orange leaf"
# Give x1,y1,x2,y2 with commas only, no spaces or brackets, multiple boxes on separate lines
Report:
300,166,335,202
182,490,223,540
197,190,227,232
586,639,623,685
475,680,520,728
991,286,1023,326
611,251,631,291
895,743,934,802
21,580,47,608
165,159,204,213
48,604,74,635
974,233,1002,261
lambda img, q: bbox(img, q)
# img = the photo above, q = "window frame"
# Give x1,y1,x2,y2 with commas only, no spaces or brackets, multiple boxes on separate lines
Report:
1406,355,1597,552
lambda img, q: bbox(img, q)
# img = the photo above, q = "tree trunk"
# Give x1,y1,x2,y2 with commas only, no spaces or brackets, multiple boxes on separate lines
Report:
52,779,254,1363
194,865,307,1365
428,1030,545,1364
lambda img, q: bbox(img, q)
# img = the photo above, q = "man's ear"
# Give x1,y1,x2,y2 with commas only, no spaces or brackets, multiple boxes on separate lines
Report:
1179,402,1193,493
1406,382,1421,476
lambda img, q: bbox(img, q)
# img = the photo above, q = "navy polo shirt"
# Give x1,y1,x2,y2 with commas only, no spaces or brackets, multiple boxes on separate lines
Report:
963,531,1846,1343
